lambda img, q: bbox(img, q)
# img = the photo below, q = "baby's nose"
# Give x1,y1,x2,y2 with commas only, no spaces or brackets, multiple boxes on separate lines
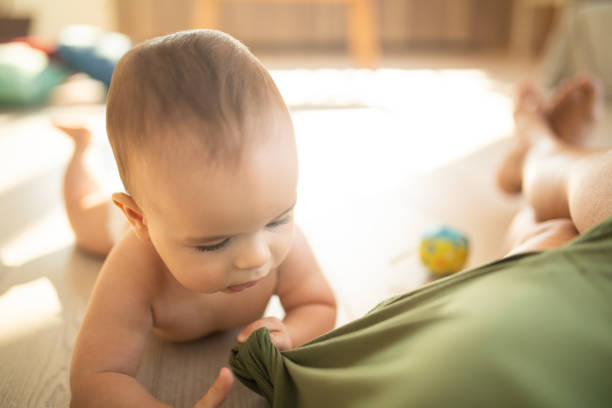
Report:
234,234,270,270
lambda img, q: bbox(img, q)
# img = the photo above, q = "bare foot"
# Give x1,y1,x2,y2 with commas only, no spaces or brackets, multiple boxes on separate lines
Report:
546,74,602,145
496,75,602,195
52,118,93,150
496,83,546,194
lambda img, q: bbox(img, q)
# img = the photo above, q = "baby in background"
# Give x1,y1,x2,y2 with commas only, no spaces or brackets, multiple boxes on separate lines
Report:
67,30,337,407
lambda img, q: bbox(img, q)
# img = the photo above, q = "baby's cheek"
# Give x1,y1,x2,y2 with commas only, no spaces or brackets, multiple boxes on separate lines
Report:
170,253,223,292
195,260,228,288
273,231,295,265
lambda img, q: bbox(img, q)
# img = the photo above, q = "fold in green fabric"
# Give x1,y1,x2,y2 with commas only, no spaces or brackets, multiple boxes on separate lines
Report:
230,217,612,407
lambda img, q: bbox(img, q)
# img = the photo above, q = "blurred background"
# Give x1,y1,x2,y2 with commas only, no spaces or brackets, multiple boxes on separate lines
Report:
3,0,612,107
2,1,612,407
1,0,563,63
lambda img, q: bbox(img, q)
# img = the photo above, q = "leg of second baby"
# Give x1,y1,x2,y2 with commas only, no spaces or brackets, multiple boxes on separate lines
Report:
497,77,612,255
519,113,612,235
499,77,612,235
54,121,115,257
504,206,579,256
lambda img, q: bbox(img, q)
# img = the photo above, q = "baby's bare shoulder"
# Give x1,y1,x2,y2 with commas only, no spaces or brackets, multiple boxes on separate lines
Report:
79,230,163,340
98,230,165,298
73,230,164,380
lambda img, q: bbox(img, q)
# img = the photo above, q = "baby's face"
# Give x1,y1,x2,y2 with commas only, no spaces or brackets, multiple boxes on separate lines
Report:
135,120,298,294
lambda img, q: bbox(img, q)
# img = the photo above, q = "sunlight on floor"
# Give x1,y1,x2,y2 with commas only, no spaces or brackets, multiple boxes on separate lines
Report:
272,68,514,174
0,118,72,195
0,210,74,267
274,68,515,220
0,109,109,267
272,68,505,109
0,277,63,346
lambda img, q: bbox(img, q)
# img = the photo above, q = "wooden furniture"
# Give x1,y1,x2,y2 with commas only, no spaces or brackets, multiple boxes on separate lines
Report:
510,0,566,56
192,0,379,67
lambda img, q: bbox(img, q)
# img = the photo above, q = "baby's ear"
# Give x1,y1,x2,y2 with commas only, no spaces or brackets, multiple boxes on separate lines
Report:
112,192,150,242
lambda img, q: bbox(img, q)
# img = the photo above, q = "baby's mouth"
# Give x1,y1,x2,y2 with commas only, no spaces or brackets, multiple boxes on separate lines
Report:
226,279,260,292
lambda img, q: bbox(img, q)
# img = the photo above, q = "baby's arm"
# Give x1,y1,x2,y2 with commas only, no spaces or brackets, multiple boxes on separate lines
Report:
70,231,175,407
239,226,337,349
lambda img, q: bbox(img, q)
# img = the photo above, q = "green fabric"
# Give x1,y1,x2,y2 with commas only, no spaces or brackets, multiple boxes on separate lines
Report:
230,216,612,407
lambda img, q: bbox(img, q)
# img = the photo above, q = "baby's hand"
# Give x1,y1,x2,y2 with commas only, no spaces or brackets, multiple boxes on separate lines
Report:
237,317,293,351
194,367,234,408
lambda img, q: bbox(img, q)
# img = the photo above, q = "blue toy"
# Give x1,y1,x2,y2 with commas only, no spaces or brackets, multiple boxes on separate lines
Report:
57,25,131,88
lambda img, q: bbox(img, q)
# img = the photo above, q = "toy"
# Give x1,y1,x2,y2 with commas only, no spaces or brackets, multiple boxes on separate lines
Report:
57,25,131,88
0,42,68,105
420,226,469,277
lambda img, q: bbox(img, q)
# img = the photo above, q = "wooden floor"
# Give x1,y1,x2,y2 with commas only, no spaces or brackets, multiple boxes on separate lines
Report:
2,53,608,407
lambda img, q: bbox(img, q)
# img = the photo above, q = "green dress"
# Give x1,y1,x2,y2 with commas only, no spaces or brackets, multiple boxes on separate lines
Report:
230,217,612,407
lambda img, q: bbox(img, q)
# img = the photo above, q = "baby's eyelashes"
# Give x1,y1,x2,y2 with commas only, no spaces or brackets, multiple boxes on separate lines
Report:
195,238,231,252
266,215,292,228
193,215,292,252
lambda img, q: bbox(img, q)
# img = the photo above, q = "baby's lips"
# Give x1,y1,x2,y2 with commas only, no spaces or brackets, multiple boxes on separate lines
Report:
226,279,259,292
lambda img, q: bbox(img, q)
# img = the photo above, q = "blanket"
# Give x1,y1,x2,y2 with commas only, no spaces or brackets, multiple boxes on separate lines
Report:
230,216,612,407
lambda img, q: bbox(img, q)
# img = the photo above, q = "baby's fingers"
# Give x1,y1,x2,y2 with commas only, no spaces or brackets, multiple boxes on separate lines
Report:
194,367,234,408
269,331,292,351
237,317,283,342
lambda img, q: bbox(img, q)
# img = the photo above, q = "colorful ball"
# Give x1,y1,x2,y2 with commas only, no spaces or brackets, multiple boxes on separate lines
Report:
419,226,469,277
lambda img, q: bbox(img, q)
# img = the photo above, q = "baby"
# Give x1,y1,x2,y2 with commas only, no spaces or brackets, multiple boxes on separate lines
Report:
68,30,337,407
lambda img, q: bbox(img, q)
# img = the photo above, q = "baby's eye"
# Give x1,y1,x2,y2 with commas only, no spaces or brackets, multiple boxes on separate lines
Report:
195,238,230,252
266,215,292,228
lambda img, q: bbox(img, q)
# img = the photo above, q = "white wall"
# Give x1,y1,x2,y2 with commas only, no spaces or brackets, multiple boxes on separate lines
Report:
11,0,117,39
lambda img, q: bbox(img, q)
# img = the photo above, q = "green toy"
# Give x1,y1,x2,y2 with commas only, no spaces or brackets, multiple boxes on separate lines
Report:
0,42,68,106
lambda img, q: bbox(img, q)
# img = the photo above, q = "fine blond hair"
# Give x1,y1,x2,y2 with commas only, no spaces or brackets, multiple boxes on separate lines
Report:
106,29,288,194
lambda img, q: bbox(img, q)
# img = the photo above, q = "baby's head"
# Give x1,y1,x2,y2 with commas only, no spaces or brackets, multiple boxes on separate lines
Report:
107,29,292,197
107,30,298,294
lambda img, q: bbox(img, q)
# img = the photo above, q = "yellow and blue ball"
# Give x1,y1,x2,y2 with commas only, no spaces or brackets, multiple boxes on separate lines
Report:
420,226,469,277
